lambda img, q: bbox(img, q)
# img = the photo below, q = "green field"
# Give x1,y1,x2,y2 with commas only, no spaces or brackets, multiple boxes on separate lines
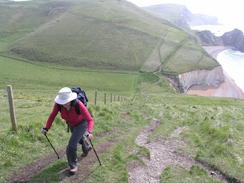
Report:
0,55,138,92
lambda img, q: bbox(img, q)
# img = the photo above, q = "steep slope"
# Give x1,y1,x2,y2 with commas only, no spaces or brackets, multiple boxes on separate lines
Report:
8,0,219,73
9,0,170,70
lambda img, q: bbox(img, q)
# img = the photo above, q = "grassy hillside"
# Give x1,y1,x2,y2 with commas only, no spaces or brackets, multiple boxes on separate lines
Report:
141,32,218,74
0,0,71,51
6,0,219,74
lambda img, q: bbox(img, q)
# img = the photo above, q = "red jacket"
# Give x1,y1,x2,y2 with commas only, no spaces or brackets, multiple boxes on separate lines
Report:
45,100,94,133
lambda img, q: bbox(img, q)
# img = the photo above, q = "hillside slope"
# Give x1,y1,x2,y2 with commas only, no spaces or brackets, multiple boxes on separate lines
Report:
0,1,71,51
7,0,219,73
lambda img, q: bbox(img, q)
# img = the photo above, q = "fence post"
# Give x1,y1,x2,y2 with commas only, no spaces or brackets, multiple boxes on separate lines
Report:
110,93,112,103
94,90,97,105
104,93,106,105
7,85,17,131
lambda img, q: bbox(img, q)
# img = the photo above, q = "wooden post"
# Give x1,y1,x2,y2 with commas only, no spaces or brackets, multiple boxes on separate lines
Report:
94,90,97,105
7,85,17,131
104,93,106,105
110,93,112,103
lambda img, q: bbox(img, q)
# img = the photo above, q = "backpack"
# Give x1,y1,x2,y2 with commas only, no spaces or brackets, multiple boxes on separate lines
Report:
58,87,88,114
71,87,88,107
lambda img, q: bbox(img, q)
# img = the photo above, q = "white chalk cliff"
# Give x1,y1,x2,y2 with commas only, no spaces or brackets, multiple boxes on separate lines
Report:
166,51,244,99
178,66,224,92
176,46,244,99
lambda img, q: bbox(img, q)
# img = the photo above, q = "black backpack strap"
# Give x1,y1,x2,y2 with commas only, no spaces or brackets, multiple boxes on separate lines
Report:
57,104,62,112
57,104,70,133
67,123,70,133
58,100,81,114
71,99,81,115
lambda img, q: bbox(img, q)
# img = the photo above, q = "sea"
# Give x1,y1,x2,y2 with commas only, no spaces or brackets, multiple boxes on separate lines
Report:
191,25,244,93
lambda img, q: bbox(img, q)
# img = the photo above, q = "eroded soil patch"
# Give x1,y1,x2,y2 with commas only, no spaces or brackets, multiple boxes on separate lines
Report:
128,120,228,183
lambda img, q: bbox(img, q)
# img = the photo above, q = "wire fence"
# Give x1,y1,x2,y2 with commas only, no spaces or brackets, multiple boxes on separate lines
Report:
0,86,130,132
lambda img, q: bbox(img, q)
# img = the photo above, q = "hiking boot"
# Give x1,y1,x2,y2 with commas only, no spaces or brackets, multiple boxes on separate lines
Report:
81,146,92,157
70,166,78,174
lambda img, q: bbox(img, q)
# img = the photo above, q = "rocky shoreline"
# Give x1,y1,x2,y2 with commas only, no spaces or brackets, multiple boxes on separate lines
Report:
186,46,244,99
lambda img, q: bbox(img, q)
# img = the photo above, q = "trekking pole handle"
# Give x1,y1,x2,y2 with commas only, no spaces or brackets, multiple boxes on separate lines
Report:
44,133,60,159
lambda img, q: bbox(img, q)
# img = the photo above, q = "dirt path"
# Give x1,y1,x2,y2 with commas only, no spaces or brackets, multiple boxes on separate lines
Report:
6,129,120,183
128,120,228,183
6,150,66,183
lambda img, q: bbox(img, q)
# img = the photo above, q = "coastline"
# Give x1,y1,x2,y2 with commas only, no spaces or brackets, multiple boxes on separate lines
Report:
202,46,232,59
187,46,244,99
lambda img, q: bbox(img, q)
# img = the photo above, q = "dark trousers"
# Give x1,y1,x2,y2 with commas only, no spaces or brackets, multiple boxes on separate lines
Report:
66,121,89,168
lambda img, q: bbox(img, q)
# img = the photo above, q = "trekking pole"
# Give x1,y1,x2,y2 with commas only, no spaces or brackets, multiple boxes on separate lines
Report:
89,139,102,166
44,133,60,159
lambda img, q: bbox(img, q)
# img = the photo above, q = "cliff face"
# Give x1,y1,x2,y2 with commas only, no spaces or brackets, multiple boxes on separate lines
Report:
196,30,223,46
177,66,225,92
196,29,244,52
166,66,225,93
166,64,244,99
167,47,244,99
187,72,244,99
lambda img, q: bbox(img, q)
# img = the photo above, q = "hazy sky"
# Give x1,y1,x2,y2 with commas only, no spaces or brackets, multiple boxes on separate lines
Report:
127,0,244,30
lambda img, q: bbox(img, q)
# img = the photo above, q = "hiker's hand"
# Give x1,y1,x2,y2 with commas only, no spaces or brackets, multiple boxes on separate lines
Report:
87,133,93,139
84,131,93,139
41,128,48,134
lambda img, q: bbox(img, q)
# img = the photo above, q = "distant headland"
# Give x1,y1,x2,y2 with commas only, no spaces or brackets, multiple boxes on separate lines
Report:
196,28,244,53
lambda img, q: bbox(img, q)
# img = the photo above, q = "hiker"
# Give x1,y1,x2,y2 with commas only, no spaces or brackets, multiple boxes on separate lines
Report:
41,87,94,173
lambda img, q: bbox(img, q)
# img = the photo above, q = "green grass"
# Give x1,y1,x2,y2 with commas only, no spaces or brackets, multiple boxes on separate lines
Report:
161,165,222,183
160,39,219,74
141,31,219,74
0,117,70,182
149,95,244,181
0,1,66,51
0,55,138,92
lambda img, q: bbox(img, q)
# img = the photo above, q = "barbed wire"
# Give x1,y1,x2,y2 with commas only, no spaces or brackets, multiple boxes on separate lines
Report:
0,87,131,133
